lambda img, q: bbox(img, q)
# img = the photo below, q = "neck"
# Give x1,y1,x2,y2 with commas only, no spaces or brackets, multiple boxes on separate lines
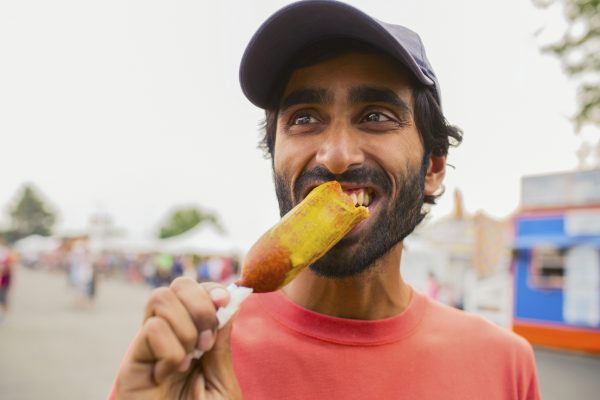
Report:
282,242,410,320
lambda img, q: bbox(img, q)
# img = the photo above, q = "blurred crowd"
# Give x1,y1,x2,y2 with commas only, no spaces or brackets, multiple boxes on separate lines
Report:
4,235,241,309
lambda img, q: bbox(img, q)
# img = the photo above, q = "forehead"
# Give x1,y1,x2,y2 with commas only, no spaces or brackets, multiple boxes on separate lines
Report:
280,52,415,103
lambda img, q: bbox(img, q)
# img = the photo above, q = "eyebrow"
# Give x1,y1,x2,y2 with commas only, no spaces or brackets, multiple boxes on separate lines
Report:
279,88,333,113
348,86,411,114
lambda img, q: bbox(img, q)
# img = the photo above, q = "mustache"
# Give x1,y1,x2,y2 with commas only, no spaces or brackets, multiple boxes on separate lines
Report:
293,165,392,202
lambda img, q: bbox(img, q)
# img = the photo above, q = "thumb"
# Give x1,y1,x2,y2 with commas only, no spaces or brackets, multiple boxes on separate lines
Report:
203,316,237,378
213,312,236,353
197,316,242,397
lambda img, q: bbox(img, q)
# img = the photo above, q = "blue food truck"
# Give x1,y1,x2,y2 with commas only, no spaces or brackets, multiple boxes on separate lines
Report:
512,168,600,353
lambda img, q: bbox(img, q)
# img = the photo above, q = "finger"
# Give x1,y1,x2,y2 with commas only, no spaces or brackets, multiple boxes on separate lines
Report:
143,316,187,384
114,330,156,394
143,286,198,353
200,282,232,308
169,279,230,340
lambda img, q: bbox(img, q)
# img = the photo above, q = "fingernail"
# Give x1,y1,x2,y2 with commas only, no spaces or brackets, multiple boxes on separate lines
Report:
178,354,192,372
197,329,215,352
210,288,228,303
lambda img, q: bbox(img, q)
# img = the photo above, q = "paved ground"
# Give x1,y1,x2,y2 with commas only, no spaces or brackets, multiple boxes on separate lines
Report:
0,266,150,400
534,347,600,399
1,267,599,399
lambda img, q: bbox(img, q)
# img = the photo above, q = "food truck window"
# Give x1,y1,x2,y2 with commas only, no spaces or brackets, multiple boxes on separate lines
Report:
530,247,565,289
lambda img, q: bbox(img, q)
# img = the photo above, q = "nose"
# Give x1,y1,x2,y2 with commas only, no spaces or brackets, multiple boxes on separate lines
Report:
315,123,364,175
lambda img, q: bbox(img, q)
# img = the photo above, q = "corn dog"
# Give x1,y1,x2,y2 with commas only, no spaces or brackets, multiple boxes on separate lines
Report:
238,181,369,292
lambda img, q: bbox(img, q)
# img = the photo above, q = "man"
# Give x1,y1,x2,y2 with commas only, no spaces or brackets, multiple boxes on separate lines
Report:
112,1,540,399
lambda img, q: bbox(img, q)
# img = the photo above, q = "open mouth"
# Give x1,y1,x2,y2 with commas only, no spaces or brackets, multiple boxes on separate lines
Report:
301,182,379,211
343,187,374,208
341,186,378,239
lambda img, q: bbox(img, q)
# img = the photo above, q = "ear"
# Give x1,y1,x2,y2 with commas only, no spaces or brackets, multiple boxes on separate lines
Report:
424,155,446,196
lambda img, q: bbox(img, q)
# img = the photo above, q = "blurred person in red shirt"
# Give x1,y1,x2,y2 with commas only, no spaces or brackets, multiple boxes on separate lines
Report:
0,242,15,320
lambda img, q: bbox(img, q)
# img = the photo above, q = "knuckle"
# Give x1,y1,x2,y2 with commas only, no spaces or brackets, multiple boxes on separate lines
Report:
145,287,173,318
200,281,225,293
179,328,197,351
170,276,195,292
148,287,172,306
164,346,186,366
170,280,217,329
144,316,168,336
189,299,218,328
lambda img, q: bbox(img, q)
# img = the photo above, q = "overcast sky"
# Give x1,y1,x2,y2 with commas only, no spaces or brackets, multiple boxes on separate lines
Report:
1,0,597,250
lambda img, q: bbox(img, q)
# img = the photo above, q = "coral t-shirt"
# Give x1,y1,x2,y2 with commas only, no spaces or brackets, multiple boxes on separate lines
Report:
232,289,540,400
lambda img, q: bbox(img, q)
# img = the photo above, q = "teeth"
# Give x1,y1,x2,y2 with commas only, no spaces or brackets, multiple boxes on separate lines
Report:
347,189,372,207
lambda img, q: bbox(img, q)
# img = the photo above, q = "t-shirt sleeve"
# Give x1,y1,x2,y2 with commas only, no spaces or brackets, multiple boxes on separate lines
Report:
519,338,541,400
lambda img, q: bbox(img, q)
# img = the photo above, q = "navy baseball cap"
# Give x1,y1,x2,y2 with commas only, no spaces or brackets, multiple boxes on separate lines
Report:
239,0,441,109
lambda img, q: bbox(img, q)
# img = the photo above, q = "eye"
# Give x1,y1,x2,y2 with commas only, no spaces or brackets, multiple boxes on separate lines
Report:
358,109,410,131
292,113,319,125
362,112,393,123
282,110,323,135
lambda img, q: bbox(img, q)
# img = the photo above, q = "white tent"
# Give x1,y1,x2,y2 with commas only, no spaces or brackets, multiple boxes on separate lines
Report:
400,234,448,293
159,225,239,256
88,235,160,254
14,234,61,256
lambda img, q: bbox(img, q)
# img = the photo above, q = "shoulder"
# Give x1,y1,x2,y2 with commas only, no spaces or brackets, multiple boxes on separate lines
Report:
422,295,533,356
419,296,540,398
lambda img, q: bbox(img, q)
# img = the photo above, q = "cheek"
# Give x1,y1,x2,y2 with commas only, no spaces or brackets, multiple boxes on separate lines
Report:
372,132,422,162
273,140,289,177
369,132,424,189
273,135,316,180
273,141,304,192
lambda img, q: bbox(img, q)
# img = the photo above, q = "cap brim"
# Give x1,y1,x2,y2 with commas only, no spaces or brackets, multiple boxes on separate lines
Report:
240,0,435,109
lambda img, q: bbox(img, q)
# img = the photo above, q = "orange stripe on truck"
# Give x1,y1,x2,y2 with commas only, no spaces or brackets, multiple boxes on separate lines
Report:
513,321,600,354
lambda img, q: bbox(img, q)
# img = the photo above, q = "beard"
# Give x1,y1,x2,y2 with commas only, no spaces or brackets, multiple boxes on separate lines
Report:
274,157,428,279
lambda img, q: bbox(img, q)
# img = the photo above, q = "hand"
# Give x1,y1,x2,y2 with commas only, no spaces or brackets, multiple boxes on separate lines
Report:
113,277,242,399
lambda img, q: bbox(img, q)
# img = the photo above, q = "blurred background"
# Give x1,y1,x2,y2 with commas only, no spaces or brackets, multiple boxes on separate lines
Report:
1,0,599,399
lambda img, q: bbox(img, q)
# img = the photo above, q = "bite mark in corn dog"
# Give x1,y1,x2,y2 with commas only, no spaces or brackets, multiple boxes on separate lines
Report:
238,181,369,292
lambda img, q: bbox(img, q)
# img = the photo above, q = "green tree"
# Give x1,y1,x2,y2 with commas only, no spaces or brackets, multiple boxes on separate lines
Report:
535,0,600,130
7,184,56,241
158,206,222,239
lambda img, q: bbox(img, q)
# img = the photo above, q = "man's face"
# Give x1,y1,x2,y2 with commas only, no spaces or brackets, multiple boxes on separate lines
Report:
273,52,436,278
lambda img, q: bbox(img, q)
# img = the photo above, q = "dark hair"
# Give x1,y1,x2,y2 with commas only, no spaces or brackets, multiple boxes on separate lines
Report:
258,38,463,205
